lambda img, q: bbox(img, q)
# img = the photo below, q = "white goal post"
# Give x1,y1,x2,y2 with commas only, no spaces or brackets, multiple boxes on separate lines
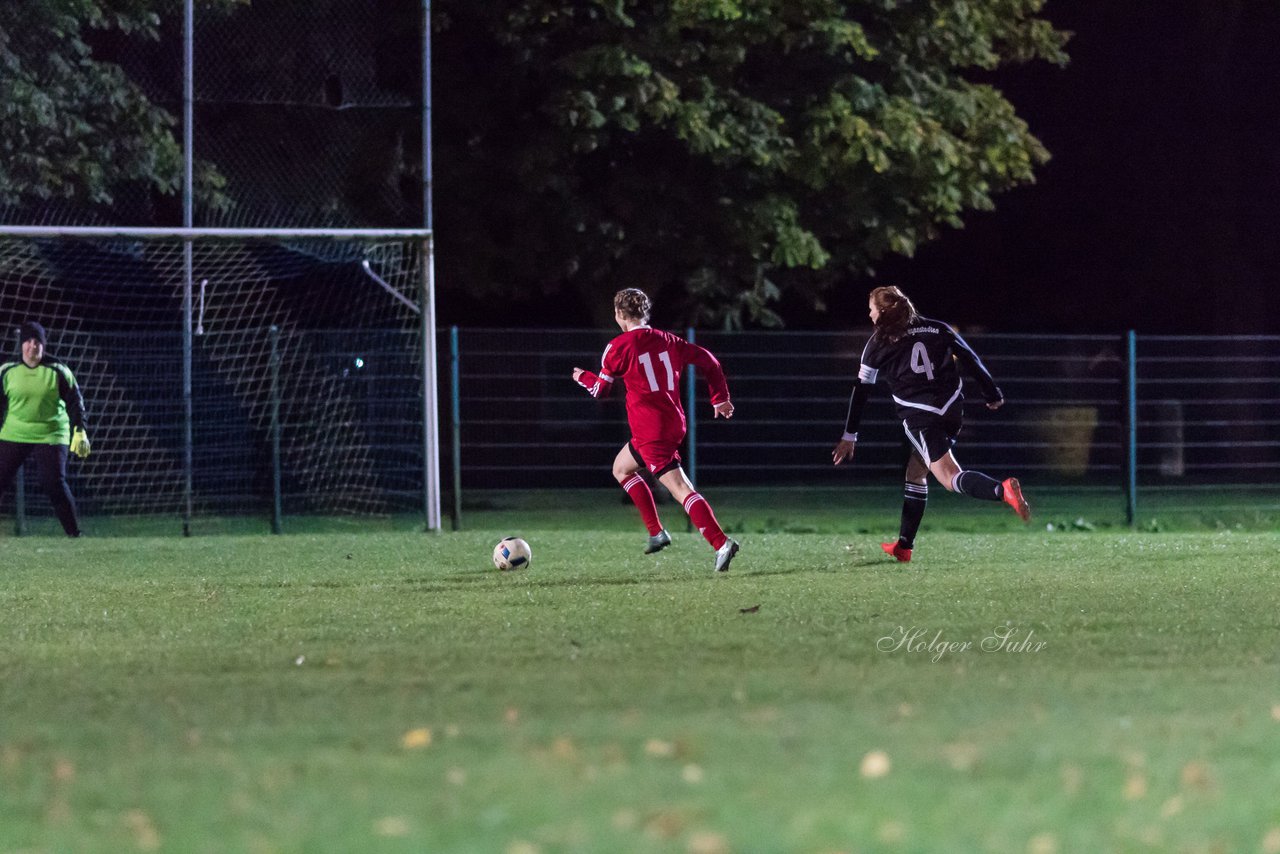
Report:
0,225,442,533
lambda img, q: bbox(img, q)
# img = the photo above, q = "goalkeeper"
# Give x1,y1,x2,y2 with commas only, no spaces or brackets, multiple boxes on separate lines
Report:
0,322,90,537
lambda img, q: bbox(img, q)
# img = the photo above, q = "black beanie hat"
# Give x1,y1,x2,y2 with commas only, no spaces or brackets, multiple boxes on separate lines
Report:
19,321,47,346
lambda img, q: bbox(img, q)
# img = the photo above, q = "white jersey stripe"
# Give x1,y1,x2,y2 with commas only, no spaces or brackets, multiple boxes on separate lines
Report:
891,380,963,415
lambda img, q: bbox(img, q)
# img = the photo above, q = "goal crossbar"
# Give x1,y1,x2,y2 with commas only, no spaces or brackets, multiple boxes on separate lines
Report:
0,226,431,240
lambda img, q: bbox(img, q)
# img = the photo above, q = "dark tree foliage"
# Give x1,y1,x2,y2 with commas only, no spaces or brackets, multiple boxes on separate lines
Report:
433,0,1068,326
0,0,233,218
2,1,1068,327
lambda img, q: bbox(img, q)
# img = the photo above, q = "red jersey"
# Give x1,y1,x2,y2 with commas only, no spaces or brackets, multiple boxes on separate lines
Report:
576,326,729,444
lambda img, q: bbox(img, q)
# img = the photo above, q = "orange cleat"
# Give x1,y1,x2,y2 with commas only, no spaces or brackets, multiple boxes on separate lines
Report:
1002,477,1031,522
880,541,912,563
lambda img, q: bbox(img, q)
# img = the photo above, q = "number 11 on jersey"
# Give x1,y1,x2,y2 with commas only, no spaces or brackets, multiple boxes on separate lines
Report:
638,351,675,391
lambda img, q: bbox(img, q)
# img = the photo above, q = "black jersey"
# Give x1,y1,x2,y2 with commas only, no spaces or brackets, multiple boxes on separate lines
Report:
845,317,1002,433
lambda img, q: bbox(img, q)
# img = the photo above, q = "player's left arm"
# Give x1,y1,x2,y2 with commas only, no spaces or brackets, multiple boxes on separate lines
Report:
949,326,1003,408
53,362,92,457
53,363,89,432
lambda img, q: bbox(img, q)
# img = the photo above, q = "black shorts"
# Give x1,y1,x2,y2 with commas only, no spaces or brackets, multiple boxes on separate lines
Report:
901,410,963,464
628,441,682,477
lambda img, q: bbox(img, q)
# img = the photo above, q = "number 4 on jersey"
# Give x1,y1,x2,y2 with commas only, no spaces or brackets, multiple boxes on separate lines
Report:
910,341,935,381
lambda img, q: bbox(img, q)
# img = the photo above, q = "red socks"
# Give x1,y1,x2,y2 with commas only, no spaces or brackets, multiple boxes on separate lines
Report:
621,474,663,536
683,492,727,550
622,478,728,551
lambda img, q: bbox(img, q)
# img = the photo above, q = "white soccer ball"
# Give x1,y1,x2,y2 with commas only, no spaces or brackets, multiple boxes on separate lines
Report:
492,536,532,571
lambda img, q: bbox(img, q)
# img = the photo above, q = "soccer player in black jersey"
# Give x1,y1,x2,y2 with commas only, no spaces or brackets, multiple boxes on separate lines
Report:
832,287,1030,562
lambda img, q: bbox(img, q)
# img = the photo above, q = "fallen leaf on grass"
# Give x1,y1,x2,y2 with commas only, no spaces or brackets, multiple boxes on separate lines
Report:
374,816,410,837
687,831,730,854
125,810,161,851
1027,833,1058,854
860,750,891,779
401,728,432,749
1123,773,1147,800
1180,760,1212,790
645,739,676,758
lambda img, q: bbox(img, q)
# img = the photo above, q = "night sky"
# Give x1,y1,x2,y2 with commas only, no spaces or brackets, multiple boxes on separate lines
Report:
855,2,1280,335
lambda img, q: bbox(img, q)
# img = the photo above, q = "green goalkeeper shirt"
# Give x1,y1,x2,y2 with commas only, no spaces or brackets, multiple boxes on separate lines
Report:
0,357,88,445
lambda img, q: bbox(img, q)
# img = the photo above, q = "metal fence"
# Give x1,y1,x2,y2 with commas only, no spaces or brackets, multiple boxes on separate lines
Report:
452,329,1280,522
5,327,425,530
7,327,1276,531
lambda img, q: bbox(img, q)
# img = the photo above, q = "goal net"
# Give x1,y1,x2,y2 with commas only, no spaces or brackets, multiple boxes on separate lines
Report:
0,232,429,523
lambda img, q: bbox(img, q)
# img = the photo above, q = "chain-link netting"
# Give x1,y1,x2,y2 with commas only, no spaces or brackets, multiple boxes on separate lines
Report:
0,236,426,518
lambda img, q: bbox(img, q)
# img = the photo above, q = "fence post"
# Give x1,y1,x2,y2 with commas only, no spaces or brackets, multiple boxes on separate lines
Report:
450,325,462,531
1124,329,1138,527
12,328,25,536
269,325,283,534
13,465,25,536
685,327,697,533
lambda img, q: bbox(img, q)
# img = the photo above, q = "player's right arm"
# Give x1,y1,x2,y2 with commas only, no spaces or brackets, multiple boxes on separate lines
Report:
832,382,871,464
678,340,731,409
0,364,12,429
833,339,879,465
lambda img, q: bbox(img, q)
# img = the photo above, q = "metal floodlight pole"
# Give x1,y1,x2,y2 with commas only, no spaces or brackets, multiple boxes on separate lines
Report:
182,0,195,536
420,0,442,531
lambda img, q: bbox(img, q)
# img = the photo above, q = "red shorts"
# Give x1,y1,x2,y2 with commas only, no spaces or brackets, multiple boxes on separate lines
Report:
629,439,682,477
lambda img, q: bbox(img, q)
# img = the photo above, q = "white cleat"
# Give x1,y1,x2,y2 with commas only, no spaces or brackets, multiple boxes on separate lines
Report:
713,538,739,572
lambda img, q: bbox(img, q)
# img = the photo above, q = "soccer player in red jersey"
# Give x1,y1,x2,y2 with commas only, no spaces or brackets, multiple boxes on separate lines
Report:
833,286,1030,563
572,288,740,572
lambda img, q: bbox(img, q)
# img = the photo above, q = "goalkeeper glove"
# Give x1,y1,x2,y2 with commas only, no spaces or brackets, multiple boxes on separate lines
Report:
70,428,91,459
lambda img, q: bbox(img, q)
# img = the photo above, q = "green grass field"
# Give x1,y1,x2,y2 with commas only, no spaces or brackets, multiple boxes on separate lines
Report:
2,489,1279,852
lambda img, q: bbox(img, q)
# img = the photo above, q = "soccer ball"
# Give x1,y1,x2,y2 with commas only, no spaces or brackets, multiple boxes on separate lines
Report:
492,536,531,571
